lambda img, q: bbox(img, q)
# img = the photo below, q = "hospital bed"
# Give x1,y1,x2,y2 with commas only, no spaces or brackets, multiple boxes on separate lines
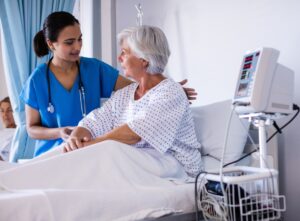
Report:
0,99,278,221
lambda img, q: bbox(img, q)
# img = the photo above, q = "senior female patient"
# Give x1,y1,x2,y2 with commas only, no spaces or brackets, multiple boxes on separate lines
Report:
65,25,203,177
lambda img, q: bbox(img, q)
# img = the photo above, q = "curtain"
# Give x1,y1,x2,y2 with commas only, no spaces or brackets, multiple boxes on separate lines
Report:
0,0,76,162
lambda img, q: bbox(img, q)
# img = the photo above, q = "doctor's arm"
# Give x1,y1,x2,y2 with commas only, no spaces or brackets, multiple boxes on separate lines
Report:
25,105,74,141
114,75,133,91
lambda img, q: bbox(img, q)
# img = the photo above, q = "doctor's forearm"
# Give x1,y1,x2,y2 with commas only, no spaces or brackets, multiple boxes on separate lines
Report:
27,125,63,140
25,104,64,140
114,75,133,91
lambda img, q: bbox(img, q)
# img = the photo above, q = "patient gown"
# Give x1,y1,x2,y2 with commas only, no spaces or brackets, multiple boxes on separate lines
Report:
79,78,203,177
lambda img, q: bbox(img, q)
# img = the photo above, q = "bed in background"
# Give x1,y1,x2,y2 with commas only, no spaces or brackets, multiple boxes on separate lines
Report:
0,100,278,221
0,128,15,161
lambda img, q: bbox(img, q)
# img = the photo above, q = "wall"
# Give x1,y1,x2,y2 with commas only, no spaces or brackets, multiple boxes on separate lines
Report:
75,0,116,66
0,30,8,129
0,34,8,100
116,0,300,220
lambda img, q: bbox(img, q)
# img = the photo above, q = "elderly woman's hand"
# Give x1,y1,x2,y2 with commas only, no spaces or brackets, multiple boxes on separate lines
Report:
179,79,197,102
64,127,92,152
60,126,75,141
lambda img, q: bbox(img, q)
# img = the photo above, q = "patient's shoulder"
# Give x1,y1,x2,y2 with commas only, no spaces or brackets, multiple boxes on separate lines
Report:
153,79,187,101
110,82,137,99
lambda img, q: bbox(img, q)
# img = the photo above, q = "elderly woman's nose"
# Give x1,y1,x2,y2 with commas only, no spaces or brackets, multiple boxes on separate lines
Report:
118,55,122,62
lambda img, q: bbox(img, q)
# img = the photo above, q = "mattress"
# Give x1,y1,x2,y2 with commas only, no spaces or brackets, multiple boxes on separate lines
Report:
0,140,198,221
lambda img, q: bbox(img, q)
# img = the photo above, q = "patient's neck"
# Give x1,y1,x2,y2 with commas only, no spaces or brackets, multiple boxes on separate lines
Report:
134,73,166,100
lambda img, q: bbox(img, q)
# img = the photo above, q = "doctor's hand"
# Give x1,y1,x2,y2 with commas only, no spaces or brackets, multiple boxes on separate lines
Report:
60,126,76,141
179,79,197,103
63,127,92,152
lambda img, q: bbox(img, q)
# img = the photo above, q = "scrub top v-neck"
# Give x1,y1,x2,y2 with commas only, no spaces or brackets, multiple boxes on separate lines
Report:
20,57,119,156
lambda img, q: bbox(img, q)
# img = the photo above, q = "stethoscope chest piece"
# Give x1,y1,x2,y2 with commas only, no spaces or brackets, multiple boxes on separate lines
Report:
47,102,55,113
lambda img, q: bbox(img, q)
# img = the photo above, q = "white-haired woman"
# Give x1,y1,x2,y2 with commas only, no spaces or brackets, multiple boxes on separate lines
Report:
65,25,203,177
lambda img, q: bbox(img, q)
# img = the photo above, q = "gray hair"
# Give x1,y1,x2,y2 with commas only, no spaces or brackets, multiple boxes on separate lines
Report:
117,25,171,74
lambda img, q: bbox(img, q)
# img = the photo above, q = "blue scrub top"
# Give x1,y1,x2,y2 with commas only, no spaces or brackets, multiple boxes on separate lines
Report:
20,57,119,156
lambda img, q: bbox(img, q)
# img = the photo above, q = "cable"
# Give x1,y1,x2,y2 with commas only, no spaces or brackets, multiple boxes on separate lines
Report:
223,149,257,168
195,105,238,220
217,104,236,221
267,104,299,142
194,171,207,221
224,103,300,167
195,104,299,219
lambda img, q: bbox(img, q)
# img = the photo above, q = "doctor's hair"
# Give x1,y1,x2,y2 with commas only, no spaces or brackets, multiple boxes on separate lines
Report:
117,25,171,74
34,11,79,57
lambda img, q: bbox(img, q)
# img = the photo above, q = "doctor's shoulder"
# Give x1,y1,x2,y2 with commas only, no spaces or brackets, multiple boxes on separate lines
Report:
27,63,48,81
20,63,48,101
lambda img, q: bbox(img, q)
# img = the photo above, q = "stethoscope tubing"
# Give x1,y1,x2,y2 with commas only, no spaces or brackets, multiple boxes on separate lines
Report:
46,57,86,117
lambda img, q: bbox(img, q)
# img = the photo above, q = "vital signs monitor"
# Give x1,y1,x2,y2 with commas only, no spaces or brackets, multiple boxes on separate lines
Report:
233,47,294,114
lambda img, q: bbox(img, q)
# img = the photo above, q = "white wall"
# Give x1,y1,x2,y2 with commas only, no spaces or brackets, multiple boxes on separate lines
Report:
116,0,300,220
0,30,8,129
75,0,115,65
0,34,8,100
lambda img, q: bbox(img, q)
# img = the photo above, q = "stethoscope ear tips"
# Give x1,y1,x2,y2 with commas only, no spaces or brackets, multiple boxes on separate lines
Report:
47,103,55,113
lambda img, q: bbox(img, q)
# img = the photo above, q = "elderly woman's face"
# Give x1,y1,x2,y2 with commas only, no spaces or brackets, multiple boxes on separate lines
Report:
0,101,15,128
118,41,145,79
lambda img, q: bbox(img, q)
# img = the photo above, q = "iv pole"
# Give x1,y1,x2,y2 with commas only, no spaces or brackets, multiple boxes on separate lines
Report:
135,3,143,26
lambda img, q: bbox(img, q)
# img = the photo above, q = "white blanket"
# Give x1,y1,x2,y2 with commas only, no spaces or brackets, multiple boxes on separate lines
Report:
0,128,15,161
0,140,196,221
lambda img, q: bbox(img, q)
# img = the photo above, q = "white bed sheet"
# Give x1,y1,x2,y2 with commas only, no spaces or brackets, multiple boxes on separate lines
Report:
0,140,197,221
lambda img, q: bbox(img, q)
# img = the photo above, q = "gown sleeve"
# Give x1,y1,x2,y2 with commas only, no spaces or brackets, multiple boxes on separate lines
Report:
127,83,189,153
78,93,116,138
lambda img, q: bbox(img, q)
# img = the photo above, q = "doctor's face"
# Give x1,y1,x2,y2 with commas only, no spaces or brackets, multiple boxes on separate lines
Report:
118,41,145,79
49,23,82,62
0,101,15,128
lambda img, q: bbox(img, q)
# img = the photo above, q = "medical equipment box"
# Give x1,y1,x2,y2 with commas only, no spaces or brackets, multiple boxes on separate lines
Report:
233,47,294,115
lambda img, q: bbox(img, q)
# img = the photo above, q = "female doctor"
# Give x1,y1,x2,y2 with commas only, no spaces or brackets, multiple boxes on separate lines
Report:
20,11,196,157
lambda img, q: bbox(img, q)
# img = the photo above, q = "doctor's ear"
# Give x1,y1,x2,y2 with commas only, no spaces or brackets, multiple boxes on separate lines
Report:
46,40,55,51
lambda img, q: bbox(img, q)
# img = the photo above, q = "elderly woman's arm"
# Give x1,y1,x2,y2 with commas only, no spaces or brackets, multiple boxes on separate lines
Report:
64,124,140,152
83,124,141,147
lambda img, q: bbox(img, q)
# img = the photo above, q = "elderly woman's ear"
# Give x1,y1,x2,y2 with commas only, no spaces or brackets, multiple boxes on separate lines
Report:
140,59,149,68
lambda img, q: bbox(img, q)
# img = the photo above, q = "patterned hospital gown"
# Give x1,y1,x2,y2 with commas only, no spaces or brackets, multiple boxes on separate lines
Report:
79,79,203,176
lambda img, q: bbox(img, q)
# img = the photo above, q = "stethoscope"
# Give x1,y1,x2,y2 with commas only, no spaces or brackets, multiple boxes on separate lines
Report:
46,57,87,117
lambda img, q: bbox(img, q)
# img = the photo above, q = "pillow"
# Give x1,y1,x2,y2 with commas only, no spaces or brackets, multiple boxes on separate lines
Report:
191,100,250,166
0,128,16,161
